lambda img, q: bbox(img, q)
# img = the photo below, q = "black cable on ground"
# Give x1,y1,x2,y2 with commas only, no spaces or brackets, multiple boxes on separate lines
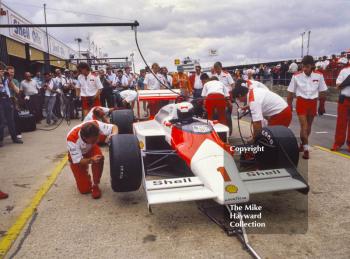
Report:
8,210,38,259
36,117,65,131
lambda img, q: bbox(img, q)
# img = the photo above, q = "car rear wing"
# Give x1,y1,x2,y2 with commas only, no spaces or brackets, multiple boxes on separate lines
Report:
137,89,181,101
136,89,181,119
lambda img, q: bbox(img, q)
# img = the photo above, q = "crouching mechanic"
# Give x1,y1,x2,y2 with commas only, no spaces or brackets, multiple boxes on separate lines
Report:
233,84,292,139
287,55,328,159
83,106,116,144
84,106,114,123
67,121,118,199
117,89,138,109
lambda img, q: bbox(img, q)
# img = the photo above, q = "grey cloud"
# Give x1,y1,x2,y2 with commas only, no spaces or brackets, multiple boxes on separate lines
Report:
5,0,350,71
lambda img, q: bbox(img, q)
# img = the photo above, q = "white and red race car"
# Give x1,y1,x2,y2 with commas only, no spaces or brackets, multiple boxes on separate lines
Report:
109,92,309,211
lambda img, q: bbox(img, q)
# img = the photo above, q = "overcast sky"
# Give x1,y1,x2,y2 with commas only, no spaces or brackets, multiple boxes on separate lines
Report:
4,0,350,71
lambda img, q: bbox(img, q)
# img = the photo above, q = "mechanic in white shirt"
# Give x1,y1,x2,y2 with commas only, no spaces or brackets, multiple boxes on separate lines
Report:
331,59,350,152
213,62,235,93
112,69,137,108
287,55,328,159
67,120,118,199
233,85,291,138
83,106,113,123
201,74,232,132
201,77,230,98
76,62,103,117
143,63,165,90
246,80,269,90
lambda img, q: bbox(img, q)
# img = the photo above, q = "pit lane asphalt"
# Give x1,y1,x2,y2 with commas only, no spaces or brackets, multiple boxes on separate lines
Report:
1,116,349,259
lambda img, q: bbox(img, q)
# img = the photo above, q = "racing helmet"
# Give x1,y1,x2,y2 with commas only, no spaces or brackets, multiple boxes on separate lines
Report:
176,102,194,122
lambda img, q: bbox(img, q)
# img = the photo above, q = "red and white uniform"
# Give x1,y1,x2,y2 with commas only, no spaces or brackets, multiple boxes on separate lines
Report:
333,66,350,148
337,66,350,97
214,71,234,92
83,107,110,122
288,71,328,116
67,120,113,164
76,73,103,97
248,87,291,127
201,80,230,97
76,73,103,110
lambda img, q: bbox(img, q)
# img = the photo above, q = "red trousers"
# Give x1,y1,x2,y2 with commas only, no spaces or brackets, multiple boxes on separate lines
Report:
268,107,292,127
81,96,101,111
69,145,104,194
334,98,350,147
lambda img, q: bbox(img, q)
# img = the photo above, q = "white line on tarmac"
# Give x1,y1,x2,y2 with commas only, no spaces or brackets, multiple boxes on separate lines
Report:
324,113,337,117
315,131,329,134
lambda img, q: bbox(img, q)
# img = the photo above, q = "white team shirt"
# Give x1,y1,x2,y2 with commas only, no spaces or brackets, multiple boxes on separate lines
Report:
143,73,164,90
67,120,114,164
214,71,234,92
83,106,110,122
76,73,103,97
248,88,288,122
247,80,269,90
120,89,138,103
201,80,230,97
287,71,328,99
336,66,350,97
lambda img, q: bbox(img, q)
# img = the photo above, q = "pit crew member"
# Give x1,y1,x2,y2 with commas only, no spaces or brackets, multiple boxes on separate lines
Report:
201,75,232,131
287,55,328,159
67,121,118,199
83,106,113,123
233,84,292,138
331,59,350,152
201,75,230,99
76,62,103,117
213,61,235,93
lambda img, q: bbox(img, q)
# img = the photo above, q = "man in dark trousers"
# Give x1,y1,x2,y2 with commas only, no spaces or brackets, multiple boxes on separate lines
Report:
0,64,23,147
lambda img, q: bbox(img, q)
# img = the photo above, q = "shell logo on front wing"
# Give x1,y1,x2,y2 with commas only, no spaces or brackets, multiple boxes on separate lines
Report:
225,184,238,193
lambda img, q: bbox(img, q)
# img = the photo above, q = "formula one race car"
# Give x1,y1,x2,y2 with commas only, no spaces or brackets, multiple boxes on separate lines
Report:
109,100,309,210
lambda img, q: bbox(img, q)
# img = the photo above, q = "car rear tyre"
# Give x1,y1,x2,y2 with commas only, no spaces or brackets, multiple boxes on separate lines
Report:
109,134,142,192
254,126,299,169
111,109,134,134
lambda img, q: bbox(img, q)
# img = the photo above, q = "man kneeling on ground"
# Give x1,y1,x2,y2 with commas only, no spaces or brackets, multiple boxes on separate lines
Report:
67,121,118,199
